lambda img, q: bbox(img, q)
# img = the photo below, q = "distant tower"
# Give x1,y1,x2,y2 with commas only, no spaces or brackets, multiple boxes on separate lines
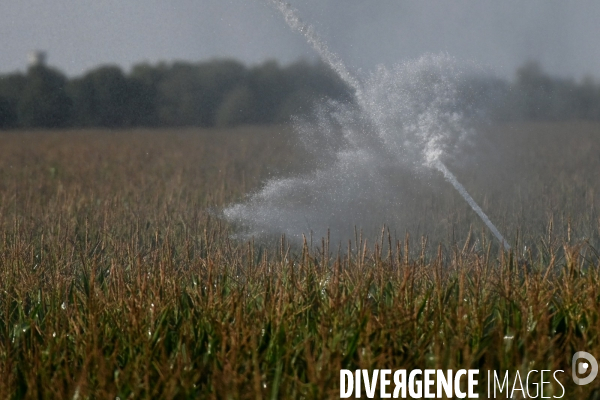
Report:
28,51,47,67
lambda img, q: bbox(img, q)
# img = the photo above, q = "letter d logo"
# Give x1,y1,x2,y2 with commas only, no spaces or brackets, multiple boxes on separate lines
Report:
572,351,598,385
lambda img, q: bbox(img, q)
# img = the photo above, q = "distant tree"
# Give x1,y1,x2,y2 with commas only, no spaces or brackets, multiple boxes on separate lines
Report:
130,62,168,89
125,76,157,127
157,60,247,126
0,74,26,129
215,86,256,127
284,60,352,101
0,74,27,129
276,60,352,122
129,63,169,126
215,60,352,126
274,88,315,123
69,66,156,127
0,97,15,129
130,63,169,126
575,76,600,120
17,65,71,128
514,62,580,121
247,60,288,124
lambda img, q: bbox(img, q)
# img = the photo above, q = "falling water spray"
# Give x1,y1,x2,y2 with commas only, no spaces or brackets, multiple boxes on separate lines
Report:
267,0,510,250
434,161,510,250
226,0,510,250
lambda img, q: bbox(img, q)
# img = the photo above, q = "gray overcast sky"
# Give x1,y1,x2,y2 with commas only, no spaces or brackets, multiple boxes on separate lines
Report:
1,0,599,79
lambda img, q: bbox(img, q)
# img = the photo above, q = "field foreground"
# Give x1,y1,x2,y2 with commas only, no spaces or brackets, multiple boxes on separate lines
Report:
1,125,600,399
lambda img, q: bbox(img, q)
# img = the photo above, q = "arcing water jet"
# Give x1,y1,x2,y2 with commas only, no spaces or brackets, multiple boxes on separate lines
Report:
433,160,510,250
270,0,510,250
225,0,510,250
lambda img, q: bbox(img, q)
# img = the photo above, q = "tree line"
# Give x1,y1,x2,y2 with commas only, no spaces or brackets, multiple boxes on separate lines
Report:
0,59,352,129
1,59,600,130
459,62,600,123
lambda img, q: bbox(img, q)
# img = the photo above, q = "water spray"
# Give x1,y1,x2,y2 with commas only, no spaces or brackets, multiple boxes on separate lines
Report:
268,0,363,99
433,160,510,250
248,0,511,250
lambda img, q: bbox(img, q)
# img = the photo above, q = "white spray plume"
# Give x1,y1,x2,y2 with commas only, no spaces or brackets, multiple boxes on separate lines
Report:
225,0,510,250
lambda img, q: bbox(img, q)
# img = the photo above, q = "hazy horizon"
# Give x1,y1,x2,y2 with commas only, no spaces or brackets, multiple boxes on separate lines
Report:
1,0,599,80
